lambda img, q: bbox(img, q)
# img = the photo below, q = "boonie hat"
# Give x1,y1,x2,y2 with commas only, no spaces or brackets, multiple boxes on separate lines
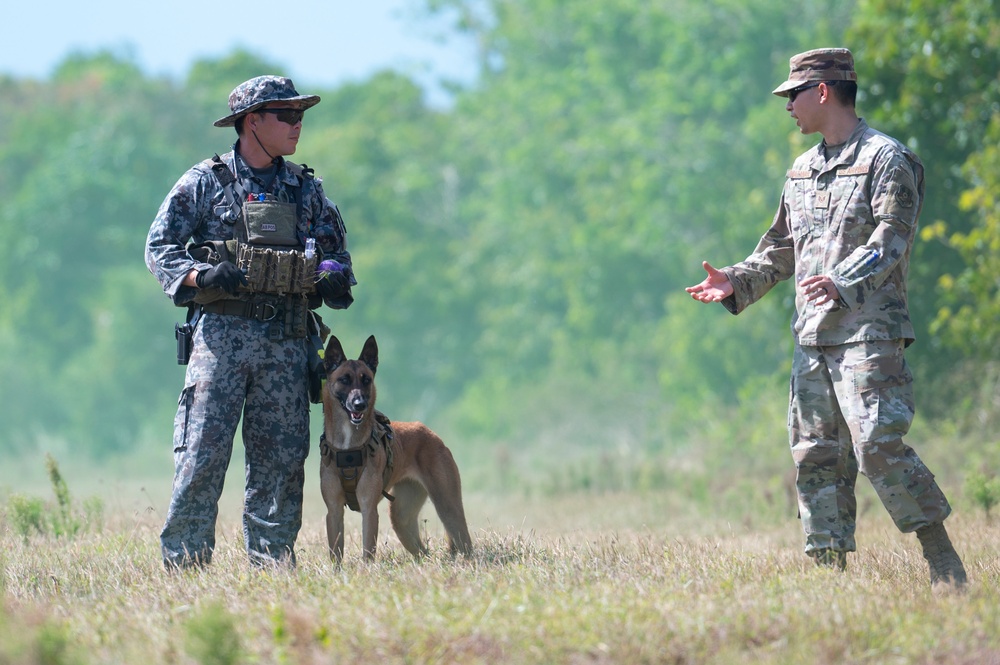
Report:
214,75,321,127
772,48,857,97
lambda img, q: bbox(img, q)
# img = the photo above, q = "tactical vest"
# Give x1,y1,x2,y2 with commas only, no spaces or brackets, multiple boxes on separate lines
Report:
188,154,320,338
237,193,317,296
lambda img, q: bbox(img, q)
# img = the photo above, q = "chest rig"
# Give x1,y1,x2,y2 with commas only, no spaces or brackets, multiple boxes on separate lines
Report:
194,154,319,338
212,154,318,295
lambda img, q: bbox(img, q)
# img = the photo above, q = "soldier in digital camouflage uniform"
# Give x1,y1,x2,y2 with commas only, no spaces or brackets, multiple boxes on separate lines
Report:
686,48,967,590
146,76,355,569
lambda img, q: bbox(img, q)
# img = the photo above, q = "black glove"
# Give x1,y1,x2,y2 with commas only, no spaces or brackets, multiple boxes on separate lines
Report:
316,270,350,300
196,261,248,295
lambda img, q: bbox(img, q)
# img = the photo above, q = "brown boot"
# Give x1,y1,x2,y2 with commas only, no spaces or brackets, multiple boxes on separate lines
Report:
916,522,967,591
812,548,847,571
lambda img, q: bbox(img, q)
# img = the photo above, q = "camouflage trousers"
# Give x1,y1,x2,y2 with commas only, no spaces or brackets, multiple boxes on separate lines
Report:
160,312,311,569
788,339,951,554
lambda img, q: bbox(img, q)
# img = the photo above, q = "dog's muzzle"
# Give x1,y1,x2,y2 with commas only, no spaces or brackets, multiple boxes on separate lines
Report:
344,392,367,425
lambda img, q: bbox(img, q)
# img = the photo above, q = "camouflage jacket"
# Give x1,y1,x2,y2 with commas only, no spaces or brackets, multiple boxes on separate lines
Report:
720,119,922,346
145,142,353,308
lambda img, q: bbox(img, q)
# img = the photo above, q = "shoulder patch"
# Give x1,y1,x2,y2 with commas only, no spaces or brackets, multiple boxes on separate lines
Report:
894,184,915,209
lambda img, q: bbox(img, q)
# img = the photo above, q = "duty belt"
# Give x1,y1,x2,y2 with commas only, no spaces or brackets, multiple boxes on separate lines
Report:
201,294,311,339
202,299,280,321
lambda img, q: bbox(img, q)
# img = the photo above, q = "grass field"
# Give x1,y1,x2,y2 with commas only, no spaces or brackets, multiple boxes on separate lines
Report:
2,446,999,665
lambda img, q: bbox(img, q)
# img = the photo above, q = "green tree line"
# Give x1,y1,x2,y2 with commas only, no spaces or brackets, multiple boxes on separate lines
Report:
1,0,997,461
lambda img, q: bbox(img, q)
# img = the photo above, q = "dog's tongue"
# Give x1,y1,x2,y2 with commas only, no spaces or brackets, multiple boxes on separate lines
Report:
350,411,364,423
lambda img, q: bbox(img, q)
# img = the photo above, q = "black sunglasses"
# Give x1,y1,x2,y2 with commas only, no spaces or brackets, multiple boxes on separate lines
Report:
788,81,824,103
257,108,305,125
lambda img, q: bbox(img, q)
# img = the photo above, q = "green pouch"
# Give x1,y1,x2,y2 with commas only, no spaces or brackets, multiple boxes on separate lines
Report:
189,240,240,304
188,239,235,265
243,200,299,246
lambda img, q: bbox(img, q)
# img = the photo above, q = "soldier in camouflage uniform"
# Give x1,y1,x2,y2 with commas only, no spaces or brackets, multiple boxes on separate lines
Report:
145,76,355,569
686,49,967,589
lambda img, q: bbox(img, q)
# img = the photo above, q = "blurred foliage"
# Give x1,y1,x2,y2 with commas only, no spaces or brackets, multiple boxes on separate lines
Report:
3,454,103,541
846,0,1000,413
184,602,244,665
0,0,997,471
965,471,1000,521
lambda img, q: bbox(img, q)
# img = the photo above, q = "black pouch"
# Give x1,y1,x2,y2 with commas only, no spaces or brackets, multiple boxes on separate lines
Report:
175,322,193,365
306,312,330,403
174,305,201,365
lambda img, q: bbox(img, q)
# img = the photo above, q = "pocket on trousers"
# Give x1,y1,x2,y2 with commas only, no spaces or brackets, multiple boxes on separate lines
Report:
173,385,195,453
852,352,912,394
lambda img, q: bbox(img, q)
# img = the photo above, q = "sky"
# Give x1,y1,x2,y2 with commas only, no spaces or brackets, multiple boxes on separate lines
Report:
1,0,478,105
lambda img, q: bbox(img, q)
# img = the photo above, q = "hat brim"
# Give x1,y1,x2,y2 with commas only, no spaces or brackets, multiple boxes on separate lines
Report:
772,79,804,97
772,71,858,97
213,94,321,127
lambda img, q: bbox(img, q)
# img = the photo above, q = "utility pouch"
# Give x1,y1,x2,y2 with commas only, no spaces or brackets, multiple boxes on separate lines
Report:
188,239,235,265
237,244,317,295
243,199,299,246
189,240,240,304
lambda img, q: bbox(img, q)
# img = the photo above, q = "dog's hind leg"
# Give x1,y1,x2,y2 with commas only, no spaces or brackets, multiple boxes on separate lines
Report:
389,479,430,559
424,465,474,557
433,496,473,557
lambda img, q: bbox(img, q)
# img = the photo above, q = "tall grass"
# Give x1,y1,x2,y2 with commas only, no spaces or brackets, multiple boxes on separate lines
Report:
2,397,998,664
2,485,998,664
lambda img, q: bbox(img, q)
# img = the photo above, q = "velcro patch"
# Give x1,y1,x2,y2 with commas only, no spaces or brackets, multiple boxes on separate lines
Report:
894,184,915,209
786,169,812,179
837,165,869,176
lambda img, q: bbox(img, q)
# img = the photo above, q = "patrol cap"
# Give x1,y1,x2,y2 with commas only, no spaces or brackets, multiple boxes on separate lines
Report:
772,48,857,97
214,75,321,127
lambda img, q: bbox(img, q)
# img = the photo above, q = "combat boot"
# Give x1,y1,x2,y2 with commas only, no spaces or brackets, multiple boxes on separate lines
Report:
812,548,847,571
916,522,967,591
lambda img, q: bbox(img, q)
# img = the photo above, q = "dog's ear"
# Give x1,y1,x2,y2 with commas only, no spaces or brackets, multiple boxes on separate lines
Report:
359,335,379,375
324,335,347,373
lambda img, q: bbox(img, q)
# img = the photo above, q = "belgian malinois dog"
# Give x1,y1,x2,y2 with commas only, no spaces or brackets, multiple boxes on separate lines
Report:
319,335,473,563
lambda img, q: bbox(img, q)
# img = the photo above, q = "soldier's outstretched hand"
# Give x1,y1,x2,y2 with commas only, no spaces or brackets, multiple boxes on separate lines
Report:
686,261,734,303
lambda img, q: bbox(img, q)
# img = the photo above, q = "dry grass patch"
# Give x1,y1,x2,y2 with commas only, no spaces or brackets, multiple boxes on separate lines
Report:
2,489,999,664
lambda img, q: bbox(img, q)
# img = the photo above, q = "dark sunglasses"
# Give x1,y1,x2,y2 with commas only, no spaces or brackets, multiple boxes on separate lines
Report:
788,81,823,103
257,108,305,125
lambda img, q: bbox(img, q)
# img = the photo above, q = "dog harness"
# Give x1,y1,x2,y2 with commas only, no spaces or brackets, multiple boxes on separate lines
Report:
320,410,395,512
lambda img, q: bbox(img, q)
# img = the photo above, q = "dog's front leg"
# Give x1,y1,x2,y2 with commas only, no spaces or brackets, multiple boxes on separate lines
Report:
360,500,380,561
326,504,346,563
321,465,347,564
357,469,383,561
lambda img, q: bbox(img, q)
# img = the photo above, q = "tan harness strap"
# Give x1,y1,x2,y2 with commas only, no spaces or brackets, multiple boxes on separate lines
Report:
320,411,395,513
